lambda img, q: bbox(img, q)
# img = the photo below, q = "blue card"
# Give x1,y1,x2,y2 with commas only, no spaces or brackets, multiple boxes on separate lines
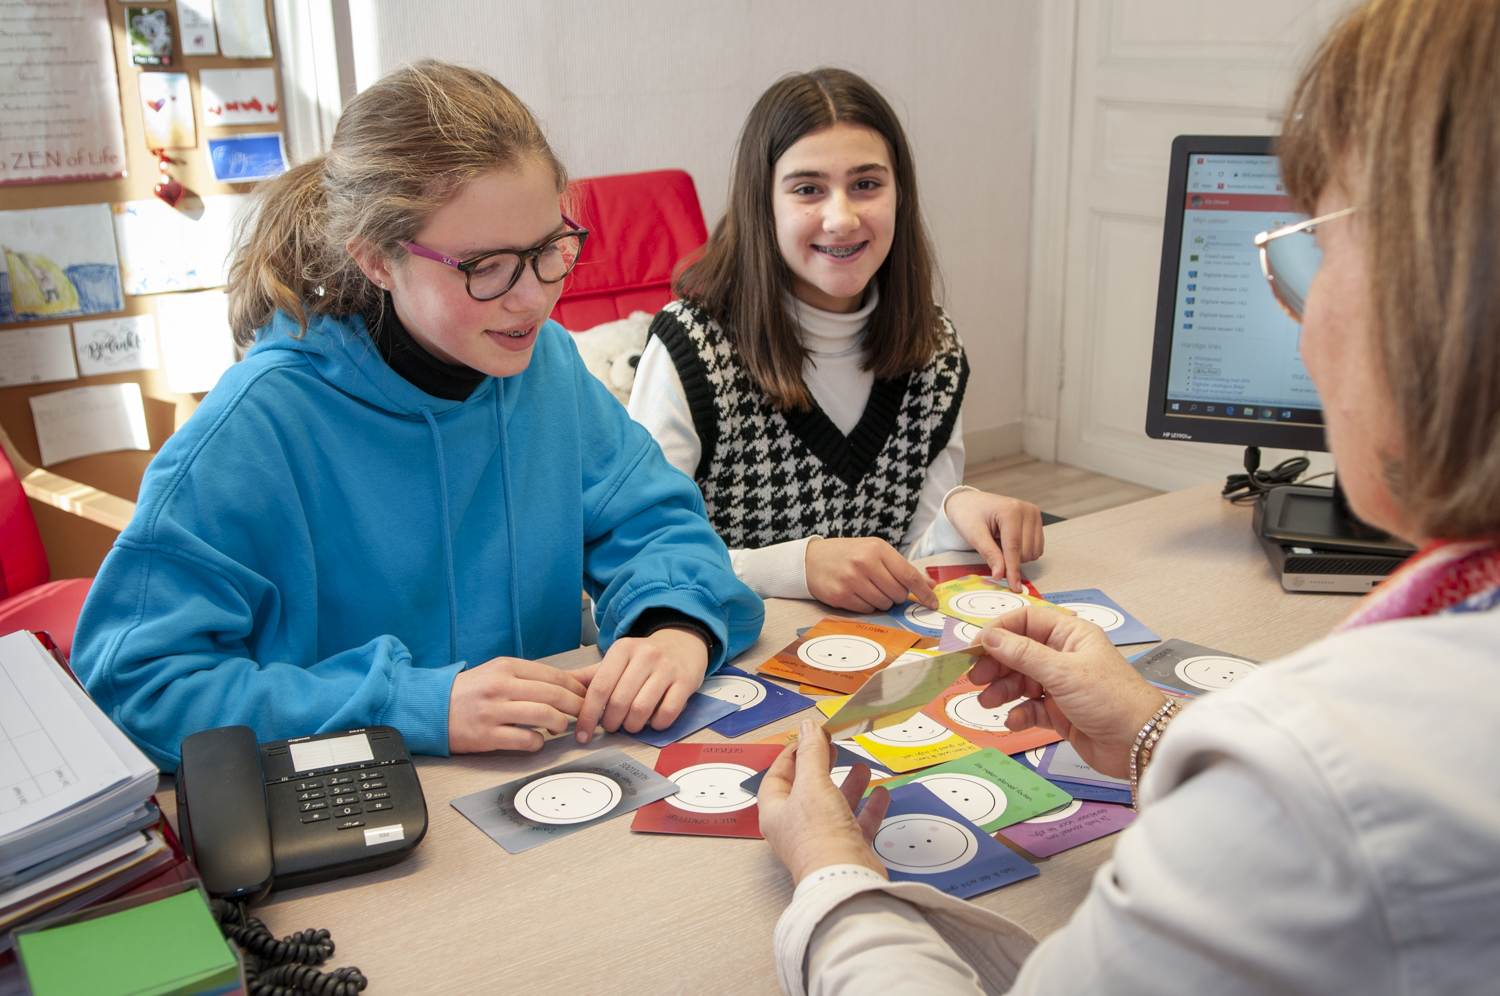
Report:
738,742,894,794
703,666,816,738
871,782,1039,898
207,132,288,182
1011,746,1133,805
1039,588,1159,646
883,601,949,639
617,692,738,748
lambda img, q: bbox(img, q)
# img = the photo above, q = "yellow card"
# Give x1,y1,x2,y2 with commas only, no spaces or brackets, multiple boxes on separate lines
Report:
851,714,982,773
935,575,1065,627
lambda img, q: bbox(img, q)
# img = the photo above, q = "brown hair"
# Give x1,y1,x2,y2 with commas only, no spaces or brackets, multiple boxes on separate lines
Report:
1281,0,1500,538
674,68,943,411
227,60,566,347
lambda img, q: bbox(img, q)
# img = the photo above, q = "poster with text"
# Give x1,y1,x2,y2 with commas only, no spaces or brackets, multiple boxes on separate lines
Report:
0,0,127,184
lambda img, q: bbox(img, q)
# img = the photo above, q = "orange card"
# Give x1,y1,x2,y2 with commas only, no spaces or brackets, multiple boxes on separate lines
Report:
756,618,920,694
921,671,1062,754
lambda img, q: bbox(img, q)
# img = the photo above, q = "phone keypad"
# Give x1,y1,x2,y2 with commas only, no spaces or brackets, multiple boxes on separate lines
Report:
302,811,331,823
295,780,324,791
300,801,327,812
297,790,325,801
363,790,389,801
359,779,386,791
331,794,359,805
332,804,362,817
328,776,354,786
366,800,394,812
336,819,365,830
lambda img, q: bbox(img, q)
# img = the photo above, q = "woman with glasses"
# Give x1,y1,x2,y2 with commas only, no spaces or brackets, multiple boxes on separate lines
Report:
629,69,1044,613
70,61,763,770
757,1,1500,992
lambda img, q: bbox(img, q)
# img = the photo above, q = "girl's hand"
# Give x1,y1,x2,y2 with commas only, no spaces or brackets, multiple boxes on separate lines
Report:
757,720,890,885
805,536,939,612
971,606,1166,778
448,657,588,753
944,490,1046,594
574,627,709,742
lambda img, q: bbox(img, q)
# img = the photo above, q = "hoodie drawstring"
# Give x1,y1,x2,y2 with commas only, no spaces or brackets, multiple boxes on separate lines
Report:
420,407,460,666
495,379,524,659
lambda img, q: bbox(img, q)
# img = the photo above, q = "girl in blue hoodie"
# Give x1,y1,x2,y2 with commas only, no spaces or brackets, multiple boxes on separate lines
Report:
72,61,763,769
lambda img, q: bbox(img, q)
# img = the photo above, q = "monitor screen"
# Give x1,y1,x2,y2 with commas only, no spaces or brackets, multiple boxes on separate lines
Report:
1146,136,1327,452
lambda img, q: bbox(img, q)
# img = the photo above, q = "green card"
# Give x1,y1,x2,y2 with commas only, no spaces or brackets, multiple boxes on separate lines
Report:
17,889,239,996
865,747,1072,832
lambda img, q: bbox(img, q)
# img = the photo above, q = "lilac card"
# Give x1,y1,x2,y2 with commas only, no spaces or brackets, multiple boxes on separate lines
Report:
1037,741,1131,790
870,782,1038,898
738,742,894,795
939,614,983,652
617,692,738,748
885,600,948,639
996,799,1138,857
1011,746,1133,805
703,666,816,738
1038,588,1159,646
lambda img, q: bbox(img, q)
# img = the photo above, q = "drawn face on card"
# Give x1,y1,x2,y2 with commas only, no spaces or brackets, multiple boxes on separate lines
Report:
1057,603,1124,630
699,672,766,710
945,691,1024,732
860,713,954,748
797,634,888,671
1039,589,1160,647
1175,655,1260,691
896,601,947,635
948,589,1029,620
513,771,623,825
1130,639,1259,695
666,763,759,815
907,773,1007,826
875,813,979,874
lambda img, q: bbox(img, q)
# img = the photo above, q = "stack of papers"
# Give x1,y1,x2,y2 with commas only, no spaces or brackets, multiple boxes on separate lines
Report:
0,632,164,949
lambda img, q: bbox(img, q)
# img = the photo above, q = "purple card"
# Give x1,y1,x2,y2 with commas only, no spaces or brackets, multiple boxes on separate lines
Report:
1012,746,1132,805
996,799,1138,857
884,600,948,639
1038,589,1159,646
1037,741,1131,790
870,782,1038,898
939,614,983,652
617,692,738,748
703,666,816,738
738,742,894,795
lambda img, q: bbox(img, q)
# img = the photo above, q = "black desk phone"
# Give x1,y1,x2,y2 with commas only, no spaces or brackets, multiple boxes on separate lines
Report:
176,725,427,902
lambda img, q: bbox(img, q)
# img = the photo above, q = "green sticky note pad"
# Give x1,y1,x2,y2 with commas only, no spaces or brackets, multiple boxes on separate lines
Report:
867,747,1072,832
17,889,239,996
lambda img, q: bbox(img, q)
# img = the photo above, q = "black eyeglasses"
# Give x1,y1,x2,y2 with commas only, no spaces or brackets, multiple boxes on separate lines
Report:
399,215,589,302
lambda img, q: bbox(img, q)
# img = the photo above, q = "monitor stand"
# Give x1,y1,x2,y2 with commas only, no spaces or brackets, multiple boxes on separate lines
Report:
1253,481,1416,593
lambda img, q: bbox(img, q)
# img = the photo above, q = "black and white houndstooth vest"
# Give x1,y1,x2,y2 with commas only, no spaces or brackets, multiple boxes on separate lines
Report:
648,300,969,549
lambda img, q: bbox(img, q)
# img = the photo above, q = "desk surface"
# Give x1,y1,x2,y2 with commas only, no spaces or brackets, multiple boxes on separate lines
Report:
160,482,1354,994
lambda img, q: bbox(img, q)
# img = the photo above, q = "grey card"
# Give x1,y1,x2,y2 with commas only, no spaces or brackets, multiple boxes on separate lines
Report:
1129,638,1261,696
450,748,679,854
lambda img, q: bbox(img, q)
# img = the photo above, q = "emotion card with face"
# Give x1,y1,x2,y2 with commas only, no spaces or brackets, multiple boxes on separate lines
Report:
1129,638,1259,697
939,614,984,652
757,617,920,694
1037,588,1159,646
451,748,678,854
630,743,783,838
1013,745,1133,805
617,692,739,748
850,711,981,773
867,748,1072,832
935,575,1059,628
699,666,816,738
996,799,1138,857
922,672,1062,755
802,643,939,694
885,599,950,639
871,782,1039,898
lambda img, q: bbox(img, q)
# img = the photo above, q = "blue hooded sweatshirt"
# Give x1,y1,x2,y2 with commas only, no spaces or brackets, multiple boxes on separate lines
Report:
71,312,764,769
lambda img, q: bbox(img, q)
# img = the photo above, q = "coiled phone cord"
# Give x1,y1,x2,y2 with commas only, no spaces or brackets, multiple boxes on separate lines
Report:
210,899,368,996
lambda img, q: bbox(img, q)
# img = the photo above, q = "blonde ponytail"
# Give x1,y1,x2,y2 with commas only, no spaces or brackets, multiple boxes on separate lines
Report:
227,60,566,346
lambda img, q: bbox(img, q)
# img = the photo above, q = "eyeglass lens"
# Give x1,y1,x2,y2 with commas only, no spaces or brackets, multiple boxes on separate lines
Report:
1262,227,1323,321
469,234,584,300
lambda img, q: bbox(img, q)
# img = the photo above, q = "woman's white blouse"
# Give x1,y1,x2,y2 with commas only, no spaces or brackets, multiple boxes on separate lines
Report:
628,288,973,598
775,606,1500,995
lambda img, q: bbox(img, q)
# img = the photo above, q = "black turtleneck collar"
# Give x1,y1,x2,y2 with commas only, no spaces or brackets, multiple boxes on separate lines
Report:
365,294,487,402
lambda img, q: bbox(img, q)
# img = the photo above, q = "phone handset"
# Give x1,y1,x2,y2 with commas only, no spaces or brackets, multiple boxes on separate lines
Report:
175,725,275,902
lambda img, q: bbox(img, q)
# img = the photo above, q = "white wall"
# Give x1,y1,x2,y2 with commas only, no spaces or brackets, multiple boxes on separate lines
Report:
344,0,1041,454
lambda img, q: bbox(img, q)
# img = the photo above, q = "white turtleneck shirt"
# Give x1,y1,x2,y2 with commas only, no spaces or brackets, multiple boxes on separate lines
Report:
627,287,973,599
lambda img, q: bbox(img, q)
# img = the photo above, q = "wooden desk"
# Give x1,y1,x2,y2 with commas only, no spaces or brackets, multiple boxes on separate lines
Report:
160,482,1353,994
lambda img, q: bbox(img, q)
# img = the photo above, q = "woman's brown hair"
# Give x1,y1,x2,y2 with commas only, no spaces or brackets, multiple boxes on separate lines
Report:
674,68,943,411
1280,0,1500,538
227,60,566,347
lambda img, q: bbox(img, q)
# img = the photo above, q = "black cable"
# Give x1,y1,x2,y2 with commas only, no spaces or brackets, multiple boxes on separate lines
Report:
211,899,368,996
1222,445,1315,504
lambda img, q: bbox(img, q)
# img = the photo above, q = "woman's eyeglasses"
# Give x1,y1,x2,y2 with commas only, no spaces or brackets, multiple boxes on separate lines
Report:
400,216,590,302
1253,206,1356,322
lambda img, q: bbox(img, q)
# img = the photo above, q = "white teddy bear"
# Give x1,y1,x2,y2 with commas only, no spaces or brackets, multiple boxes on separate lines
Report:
569,310,653,405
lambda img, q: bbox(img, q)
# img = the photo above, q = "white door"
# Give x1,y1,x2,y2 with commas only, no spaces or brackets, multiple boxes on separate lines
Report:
1027,0,1355,492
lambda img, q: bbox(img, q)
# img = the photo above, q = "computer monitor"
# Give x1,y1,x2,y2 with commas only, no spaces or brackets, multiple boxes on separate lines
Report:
1144,135,1326,452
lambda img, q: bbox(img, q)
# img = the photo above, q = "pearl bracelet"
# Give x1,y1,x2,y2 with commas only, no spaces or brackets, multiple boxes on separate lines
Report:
1129,698,1182,809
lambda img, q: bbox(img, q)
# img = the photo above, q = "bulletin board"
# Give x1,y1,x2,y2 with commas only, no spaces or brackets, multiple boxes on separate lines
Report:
0,0,283,578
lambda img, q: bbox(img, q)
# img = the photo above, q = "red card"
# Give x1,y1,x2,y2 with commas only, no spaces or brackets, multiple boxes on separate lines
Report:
925,563,1041,598
756,617,920,694
630,743,784,838
922,672,1061,754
